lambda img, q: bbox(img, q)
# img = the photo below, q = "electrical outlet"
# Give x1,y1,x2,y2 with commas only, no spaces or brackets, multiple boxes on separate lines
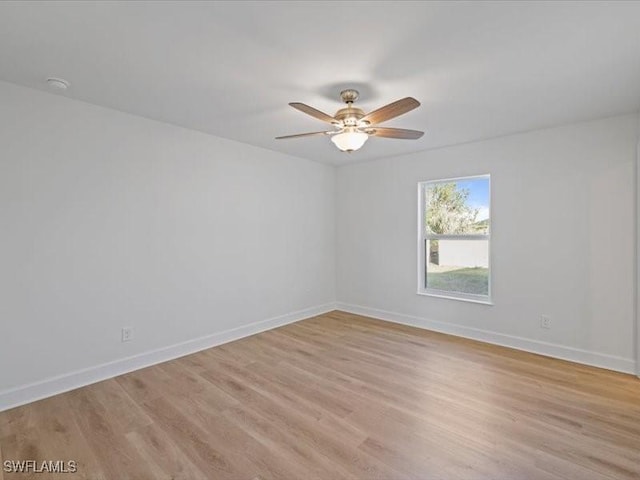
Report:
540,315,551,330
121,327,134,342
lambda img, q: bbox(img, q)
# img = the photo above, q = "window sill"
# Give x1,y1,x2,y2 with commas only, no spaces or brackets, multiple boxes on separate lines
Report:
416,290,494,305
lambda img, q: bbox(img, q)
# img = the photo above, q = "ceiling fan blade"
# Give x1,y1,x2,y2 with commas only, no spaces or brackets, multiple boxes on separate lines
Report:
275,131,333,140
289,103,337,124
362,97,420,125
367,127,424,139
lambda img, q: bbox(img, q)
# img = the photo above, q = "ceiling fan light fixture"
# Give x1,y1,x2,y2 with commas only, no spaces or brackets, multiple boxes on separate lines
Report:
330,128,368,152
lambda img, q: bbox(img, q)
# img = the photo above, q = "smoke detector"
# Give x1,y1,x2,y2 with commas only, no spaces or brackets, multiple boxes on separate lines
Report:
46,77,70,91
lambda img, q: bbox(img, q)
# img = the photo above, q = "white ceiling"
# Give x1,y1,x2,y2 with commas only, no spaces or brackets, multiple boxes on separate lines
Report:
1,1,640,165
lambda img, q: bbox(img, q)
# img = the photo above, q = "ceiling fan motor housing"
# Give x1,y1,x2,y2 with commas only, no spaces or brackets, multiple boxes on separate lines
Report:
334,107,366,127
336,90,368,127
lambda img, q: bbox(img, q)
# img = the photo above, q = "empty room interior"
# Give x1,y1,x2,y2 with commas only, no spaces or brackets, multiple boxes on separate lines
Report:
1,1,640,479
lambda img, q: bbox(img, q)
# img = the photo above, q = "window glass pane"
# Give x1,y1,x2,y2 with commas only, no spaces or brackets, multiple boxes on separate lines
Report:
426,238,489,296
425,177,490,235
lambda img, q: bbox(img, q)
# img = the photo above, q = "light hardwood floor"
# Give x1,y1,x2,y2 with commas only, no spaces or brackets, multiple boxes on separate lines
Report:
1,311,639,479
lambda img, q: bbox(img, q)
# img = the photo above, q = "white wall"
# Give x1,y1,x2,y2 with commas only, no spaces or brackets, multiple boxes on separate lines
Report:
0,81,335,407
337,114,639,372
437,240,489,269
637,120,640,377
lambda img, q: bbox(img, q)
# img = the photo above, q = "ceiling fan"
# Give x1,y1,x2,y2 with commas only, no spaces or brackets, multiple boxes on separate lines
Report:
276,89,424,152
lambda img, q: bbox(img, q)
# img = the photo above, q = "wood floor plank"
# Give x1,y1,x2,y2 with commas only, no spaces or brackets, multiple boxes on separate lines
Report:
197,367,409,479
1,394,108,480
221,405,357,480
81,380,153,434
140,396,247,479
1,310,639,479
126,423,209,480
0,403,34,439
66,388,153,480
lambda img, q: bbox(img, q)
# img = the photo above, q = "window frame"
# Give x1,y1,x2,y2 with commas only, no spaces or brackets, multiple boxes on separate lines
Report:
417,174,493,305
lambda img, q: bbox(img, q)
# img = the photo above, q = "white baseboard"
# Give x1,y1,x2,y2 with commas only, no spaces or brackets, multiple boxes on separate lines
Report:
0,303,337,412
335,302,637,375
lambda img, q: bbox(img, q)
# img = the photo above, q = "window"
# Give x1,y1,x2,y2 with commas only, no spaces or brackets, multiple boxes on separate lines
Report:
418,175,491,303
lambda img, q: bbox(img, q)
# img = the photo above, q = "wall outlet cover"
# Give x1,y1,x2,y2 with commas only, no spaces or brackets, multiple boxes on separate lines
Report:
540,315,551,330
121,327,134,342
